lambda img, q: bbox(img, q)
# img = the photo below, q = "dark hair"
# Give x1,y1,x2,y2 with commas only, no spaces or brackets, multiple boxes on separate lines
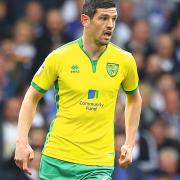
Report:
82,0,116,18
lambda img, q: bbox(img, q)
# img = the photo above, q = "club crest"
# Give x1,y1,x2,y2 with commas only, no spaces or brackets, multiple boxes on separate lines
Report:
106,63,119,77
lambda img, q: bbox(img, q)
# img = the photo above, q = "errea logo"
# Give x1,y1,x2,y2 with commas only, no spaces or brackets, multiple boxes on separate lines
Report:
71,64,80,73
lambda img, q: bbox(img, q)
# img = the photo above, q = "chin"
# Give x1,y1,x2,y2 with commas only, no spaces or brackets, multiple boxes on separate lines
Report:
98,39,110,46
95,37,111,46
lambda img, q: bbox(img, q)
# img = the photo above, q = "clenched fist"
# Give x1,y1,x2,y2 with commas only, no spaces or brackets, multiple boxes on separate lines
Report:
14,142,34,175
119,144,133,168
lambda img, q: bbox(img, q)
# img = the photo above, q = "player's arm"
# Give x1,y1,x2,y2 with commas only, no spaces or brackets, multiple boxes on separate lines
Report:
119,90,142,168
14,85,43,175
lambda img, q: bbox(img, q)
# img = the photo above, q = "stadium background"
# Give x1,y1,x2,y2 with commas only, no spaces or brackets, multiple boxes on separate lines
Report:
0,0,179,179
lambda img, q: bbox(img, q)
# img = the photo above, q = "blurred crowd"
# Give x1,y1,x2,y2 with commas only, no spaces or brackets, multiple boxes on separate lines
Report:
0,0,179,180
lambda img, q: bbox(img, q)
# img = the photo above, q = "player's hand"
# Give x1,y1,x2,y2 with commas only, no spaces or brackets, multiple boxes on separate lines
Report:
14,142,34,175
119,144,133,168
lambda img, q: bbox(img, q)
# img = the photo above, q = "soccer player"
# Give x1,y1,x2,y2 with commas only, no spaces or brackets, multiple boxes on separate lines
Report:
14,0,142,179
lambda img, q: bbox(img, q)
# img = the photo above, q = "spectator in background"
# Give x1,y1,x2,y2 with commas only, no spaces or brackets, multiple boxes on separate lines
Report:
112,0,134,48
30,8,72,80
155,33,175,73
161,88,180,141
2,97,21,161
150,73,177,113
1,21,35,89
146,147,180,180
12,20,35,63
158,148,180,178
149,117,180,153
12,20,36,85
124,19,153,58
0,39,23,95
145,54,162,86
157,73,177,95
0,52,17,99
23,1,44,38
139,83,159,130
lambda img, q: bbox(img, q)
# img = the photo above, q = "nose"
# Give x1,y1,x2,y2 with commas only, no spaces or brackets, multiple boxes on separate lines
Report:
107,19,114,29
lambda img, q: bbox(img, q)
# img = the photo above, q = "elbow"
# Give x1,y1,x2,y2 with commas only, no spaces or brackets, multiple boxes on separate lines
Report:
137,91,142,107
139,93,142,105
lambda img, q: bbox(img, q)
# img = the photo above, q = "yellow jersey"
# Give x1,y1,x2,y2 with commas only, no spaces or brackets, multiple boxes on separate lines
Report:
32,38,139,166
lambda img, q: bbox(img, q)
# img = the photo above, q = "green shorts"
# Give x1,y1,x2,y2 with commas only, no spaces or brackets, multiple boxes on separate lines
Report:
39,155,114,180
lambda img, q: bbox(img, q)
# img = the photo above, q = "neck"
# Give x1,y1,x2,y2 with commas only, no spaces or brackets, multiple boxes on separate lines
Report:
82,33,107,60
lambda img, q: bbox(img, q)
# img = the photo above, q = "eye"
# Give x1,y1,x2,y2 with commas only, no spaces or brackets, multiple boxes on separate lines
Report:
100,16,108,21
112,17,117,22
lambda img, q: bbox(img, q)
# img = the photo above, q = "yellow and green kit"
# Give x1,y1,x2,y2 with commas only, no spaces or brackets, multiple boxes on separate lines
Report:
32,38,139,166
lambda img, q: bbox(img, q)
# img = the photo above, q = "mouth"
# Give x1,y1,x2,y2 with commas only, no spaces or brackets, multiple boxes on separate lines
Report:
103,31,112,38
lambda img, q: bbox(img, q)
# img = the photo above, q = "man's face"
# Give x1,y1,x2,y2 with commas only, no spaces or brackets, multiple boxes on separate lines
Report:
88,8,117,46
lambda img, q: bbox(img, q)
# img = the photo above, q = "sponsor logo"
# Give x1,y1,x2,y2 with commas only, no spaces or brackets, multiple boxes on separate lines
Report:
88,90,99,99
71,64,80,73
106,63,119,77
80,101,104,111
79,90,104,111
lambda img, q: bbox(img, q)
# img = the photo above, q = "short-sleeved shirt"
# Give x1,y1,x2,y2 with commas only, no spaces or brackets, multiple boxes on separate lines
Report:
32,38,139,166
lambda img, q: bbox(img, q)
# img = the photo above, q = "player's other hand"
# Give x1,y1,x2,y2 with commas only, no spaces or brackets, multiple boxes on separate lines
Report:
119,144,133,168
14,141,34,175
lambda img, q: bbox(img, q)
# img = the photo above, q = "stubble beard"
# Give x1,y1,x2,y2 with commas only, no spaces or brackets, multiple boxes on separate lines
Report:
95,38,110,47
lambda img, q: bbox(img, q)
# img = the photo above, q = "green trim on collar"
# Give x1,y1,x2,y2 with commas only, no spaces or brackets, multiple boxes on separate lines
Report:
77,37,107,73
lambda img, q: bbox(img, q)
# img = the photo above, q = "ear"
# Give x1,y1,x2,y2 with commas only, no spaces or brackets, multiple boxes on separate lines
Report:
81,14,90,27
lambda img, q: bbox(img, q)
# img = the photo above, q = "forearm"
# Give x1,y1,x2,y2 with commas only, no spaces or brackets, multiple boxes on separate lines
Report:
16,86,42,143
124,91,142,148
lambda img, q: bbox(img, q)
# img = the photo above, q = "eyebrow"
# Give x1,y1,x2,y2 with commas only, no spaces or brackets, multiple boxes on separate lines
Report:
99,14,118,18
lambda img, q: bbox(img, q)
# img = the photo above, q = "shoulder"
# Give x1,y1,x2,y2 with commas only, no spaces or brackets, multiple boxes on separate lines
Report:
109,43,135,66
54,39,80,54
45,39,80,66
45,39,80,59
108,42,133,60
